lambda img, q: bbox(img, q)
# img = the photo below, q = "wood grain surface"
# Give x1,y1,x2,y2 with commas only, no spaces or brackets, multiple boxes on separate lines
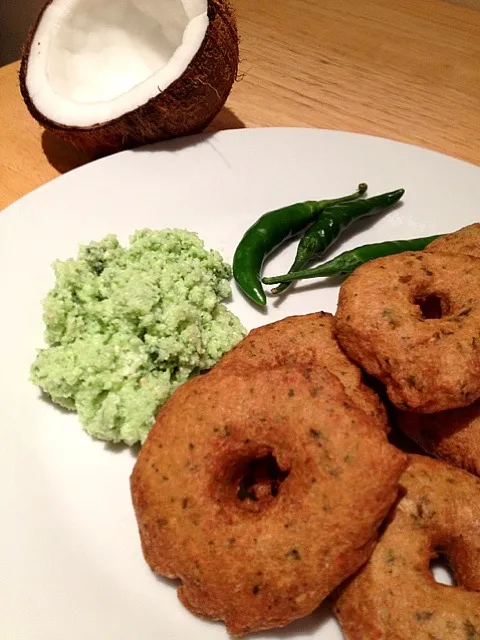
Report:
1,0,479,209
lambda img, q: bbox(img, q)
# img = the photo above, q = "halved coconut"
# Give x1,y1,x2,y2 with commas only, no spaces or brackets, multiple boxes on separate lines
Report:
20,0,238,154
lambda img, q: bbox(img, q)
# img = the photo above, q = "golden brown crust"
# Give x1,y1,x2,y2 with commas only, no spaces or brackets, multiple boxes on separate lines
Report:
131,365,407,636
334,251,480,413
213,312,389,431
334,455,480,640
394,401,480,477
19,0,238,154
426,223,480,259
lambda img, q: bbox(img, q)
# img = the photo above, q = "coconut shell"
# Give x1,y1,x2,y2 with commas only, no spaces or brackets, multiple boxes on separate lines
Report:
19,0,239,155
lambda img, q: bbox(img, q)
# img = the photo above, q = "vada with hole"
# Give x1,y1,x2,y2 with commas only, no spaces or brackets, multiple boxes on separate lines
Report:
334,455,480,640
334,252,480,413
131,365,406,636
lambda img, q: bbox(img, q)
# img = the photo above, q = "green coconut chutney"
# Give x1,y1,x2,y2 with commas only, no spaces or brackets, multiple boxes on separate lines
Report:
31,229,246,445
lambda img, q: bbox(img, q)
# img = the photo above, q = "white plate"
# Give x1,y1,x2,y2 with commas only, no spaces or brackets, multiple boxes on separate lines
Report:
1,128,478,640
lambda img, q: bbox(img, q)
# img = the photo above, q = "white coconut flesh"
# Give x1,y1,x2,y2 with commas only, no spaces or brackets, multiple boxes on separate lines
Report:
26,0,208,126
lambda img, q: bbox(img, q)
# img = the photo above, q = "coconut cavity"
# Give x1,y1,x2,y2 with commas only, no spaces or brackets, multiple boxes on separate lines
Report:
25,0,208,125
20,0,238,152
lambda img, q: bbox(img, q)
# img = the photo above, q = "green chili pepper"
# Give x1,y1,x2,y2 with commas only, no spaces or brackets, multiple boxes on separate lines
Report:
233,183,367,306
272,188,405,295
263,235,442,285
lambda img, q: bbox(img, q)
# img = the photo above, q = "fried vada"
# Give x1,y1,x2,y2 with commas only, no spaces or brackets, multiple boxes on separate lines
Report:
334,251,480,413
131,365,407,636
426,222,480,259
395,401,480,477
334,455,480,640
214,312,388,431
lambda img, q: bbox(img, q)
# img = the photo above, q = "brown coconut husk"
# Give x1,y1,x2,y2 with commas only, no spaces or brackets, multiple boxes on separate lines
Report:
19,0,239,155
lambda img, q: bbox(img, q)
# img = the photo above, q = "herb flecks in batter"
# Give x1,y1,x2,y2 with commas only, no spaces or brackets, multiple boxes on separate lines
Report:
327,466,343,477
415,611,434,622
464,620,480,640
382,308,400,329
407,375,417,389
385,549,396,567
458,307,472,317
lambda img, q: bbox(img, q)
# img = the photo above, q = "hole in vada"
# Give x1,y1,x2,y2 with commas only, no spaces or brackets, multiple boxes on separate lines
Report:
237,454,289,503
414,293,450,320
429,554,456,586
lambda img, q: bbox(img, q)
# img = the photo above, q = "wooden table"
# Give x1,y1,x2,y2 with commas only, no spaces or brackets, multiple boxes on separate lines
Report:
1,0,479,210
